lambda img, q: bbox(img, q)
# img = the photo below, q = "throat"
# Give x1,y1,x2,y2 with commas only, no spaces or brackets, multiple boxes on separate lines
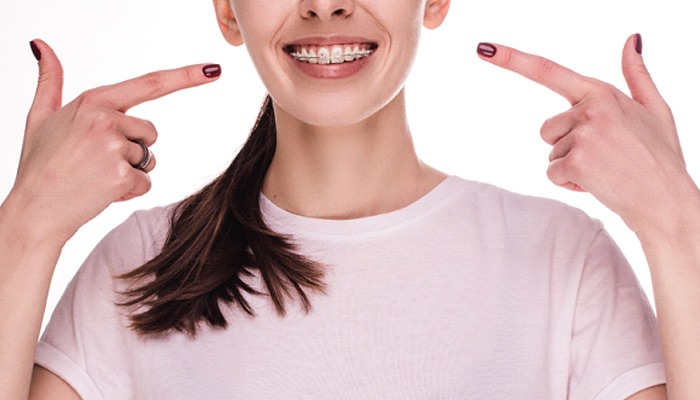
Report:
263,153,446,220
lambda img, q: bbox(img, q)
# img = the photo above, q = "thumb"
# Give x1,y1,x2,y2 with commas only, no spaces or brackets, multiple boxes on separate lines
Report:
622,33,668,115
27,39,64,128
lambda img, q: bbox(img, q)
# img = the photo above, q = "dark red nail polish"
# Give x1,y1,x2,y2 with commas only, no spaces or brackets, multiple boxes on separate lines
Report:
634,33,643,55
477,43,497,58
30,40,41,61
202,64,221,78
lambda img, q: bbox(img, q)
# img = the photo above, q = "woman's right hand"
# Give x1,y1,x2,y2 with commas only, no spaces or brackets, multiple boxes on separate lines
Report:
0,41,221,398
9,39,221,244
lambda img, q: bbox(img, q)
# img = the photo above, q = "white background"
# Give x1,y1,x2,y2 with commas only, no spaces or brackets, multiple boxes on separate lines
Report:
1,1,698,328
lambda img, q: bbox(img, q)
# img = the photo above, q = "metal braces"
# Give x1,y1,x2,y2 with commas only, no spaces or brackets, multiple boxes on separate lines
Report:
290,49,373,64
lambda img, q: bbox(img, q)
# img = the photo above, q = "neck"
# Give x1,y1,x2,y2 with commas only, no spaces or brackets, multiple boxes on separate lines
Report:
262,91,446,219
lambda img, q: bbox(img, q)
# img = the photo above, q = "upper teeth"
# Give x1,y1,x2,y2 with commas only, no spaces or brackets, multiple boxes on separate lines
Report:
290,45,373,64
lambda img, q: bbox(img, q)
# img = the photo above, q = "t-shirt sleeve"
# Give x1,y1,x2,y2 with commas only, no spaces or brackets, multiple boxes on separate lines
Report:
34,211,160,400
568,227,666,400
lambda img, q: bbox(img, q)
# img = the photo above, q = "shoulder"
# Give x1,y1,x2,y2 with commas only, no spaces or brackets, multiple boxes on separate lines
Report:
447,176,602,237
87,203,177,276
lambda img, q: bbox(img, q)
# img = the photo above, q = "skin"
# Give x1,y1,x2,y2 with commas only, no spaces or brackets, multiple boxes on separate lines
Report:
215,0,449,219
478,38,694,399
0,41,222,399
0,0,694,399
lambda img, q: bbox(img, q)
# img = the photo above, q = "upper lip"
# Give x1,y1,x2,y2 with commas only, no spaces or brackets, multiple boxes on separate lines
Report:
283,35,378,47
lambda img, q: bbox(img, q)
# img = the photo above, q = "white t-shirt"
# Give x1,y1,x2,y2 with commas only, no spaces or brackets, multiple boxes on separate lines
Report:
35,176,665,399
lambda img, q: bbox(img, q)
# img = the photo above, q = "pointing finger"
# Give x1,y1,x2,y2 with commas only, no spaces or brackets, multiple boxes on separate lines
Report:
87,63,222,112
477,42,593,105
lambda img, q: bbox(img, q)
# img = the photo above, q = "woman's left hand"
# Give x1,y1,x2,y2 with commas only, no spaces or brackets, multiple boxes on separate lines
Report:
476,34,697,235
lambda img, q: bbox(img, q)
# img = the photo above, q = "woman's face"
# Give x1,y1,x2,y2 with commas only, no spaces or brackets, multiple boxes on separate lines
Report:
216,0,450,127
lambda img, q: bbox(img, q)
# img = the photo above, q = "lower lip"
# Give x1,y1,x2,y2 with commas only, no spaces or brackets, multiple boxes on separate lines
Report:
287,52,374,79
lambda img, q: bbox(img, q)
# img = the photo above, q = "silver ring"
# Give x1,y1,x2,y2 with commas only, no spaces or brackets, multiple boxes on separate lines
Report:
132,140,152,170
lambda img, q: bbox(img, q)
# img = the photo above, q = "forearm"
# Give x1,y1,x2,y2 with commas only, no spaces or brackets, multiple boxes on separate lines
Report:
0,195,65,400
636,179,700,400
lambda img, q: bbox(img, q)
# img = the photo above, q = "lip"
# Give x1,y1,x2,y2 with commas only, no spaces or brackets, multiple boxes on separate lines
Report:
282,35,379,80
284,35,378,47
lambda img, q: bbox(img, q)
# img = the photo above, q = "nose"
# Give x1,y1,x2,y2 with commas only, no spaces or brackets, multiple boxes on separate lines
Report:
299,0,355,21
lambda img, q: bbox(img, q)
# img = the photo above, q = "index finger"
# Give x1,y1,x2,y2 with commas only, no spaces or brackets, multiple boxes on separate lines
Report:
477,43,592,105
91,63,221,112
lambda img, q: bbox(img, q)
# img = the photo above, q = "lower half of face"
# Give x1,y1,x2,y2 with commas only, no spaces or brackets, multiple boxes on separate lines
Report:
233,0,427,128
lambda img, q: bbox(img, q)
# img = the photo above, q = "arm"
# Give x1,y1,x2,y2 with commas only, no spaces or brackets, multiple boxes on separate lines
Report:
629,386,669,400
478,34,697,399
0,39,220,399
0,195,69,399
634,175,700,400
29,366,81,399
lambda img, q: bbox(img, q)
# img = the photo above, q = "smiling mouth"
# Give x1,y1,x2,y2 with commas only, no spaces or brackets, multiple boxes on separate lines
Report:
284,43,378,64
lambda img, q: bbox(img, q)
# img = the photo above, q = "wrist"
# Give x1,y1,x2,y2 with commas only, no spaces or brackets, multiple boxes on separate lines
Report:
0,190,73,252
633,174,700,253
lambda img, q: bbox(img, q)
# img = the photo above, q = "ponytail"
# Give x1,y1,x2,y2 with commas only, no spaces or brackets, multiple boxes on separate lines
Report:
119,96,326,336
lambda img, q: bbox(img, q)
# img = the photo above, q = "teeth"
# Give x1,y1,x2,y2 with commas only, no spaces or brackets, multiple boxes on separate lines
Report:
308,49,318,64
353,45,362,60
318,47,330,64
344,46,354,62
290,44,374,64
331,46,344,64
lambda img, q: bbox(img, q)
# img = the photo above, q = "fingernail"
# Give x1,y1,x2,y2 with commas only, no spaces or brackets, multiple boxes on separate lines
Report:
30,40,41,61
634,33,643,55
202,64,221,78
477,42,497,58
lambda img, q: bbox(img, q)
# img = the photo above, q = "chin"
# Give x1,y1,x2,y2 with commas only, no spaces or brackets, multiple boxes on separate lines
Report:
275,94,391,129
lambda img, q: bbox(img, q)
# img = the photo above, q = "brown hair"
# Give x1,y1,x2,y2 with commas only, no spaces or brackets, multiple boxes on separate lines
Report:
119,96,326,336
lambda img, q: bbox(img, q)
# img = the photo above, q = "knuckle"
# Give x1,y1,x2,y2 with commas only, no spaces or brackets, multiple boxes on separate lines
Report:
582,103,607,122
588,81,618,103
127,174,151,198
181,67,200,86
114,165,130,184
635,64,652,79
103,144,125,167
151,128,159,144
141,72,167,94
570,130,586,149
546,163,559,182
114,165,136,190
567,150,586,173
500,48,516,70
661,103,675,123
546,161,570,186
143,118,157,132
77,88,103,106
534,58,559,81
90,110,117,132
601,81,618,93
139,176,153,195
540,118,554,141
111,136,129,154
143,119,159,144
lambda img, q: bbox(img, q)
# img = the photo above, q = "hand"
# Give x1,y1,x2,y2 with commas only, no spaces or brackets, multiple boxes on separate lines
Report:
10,39,221,242
476,34,691,233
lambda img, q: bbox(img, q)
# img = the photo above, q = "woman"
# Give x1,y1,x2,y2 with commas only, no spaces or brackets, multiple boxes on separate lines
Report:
1,0,697,398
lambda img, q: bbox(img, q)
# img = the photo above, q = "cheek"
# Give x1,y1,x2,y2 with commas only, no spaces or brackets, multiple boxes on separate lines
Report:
367,0,426,34
235,15,286,88
232,2,288,49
